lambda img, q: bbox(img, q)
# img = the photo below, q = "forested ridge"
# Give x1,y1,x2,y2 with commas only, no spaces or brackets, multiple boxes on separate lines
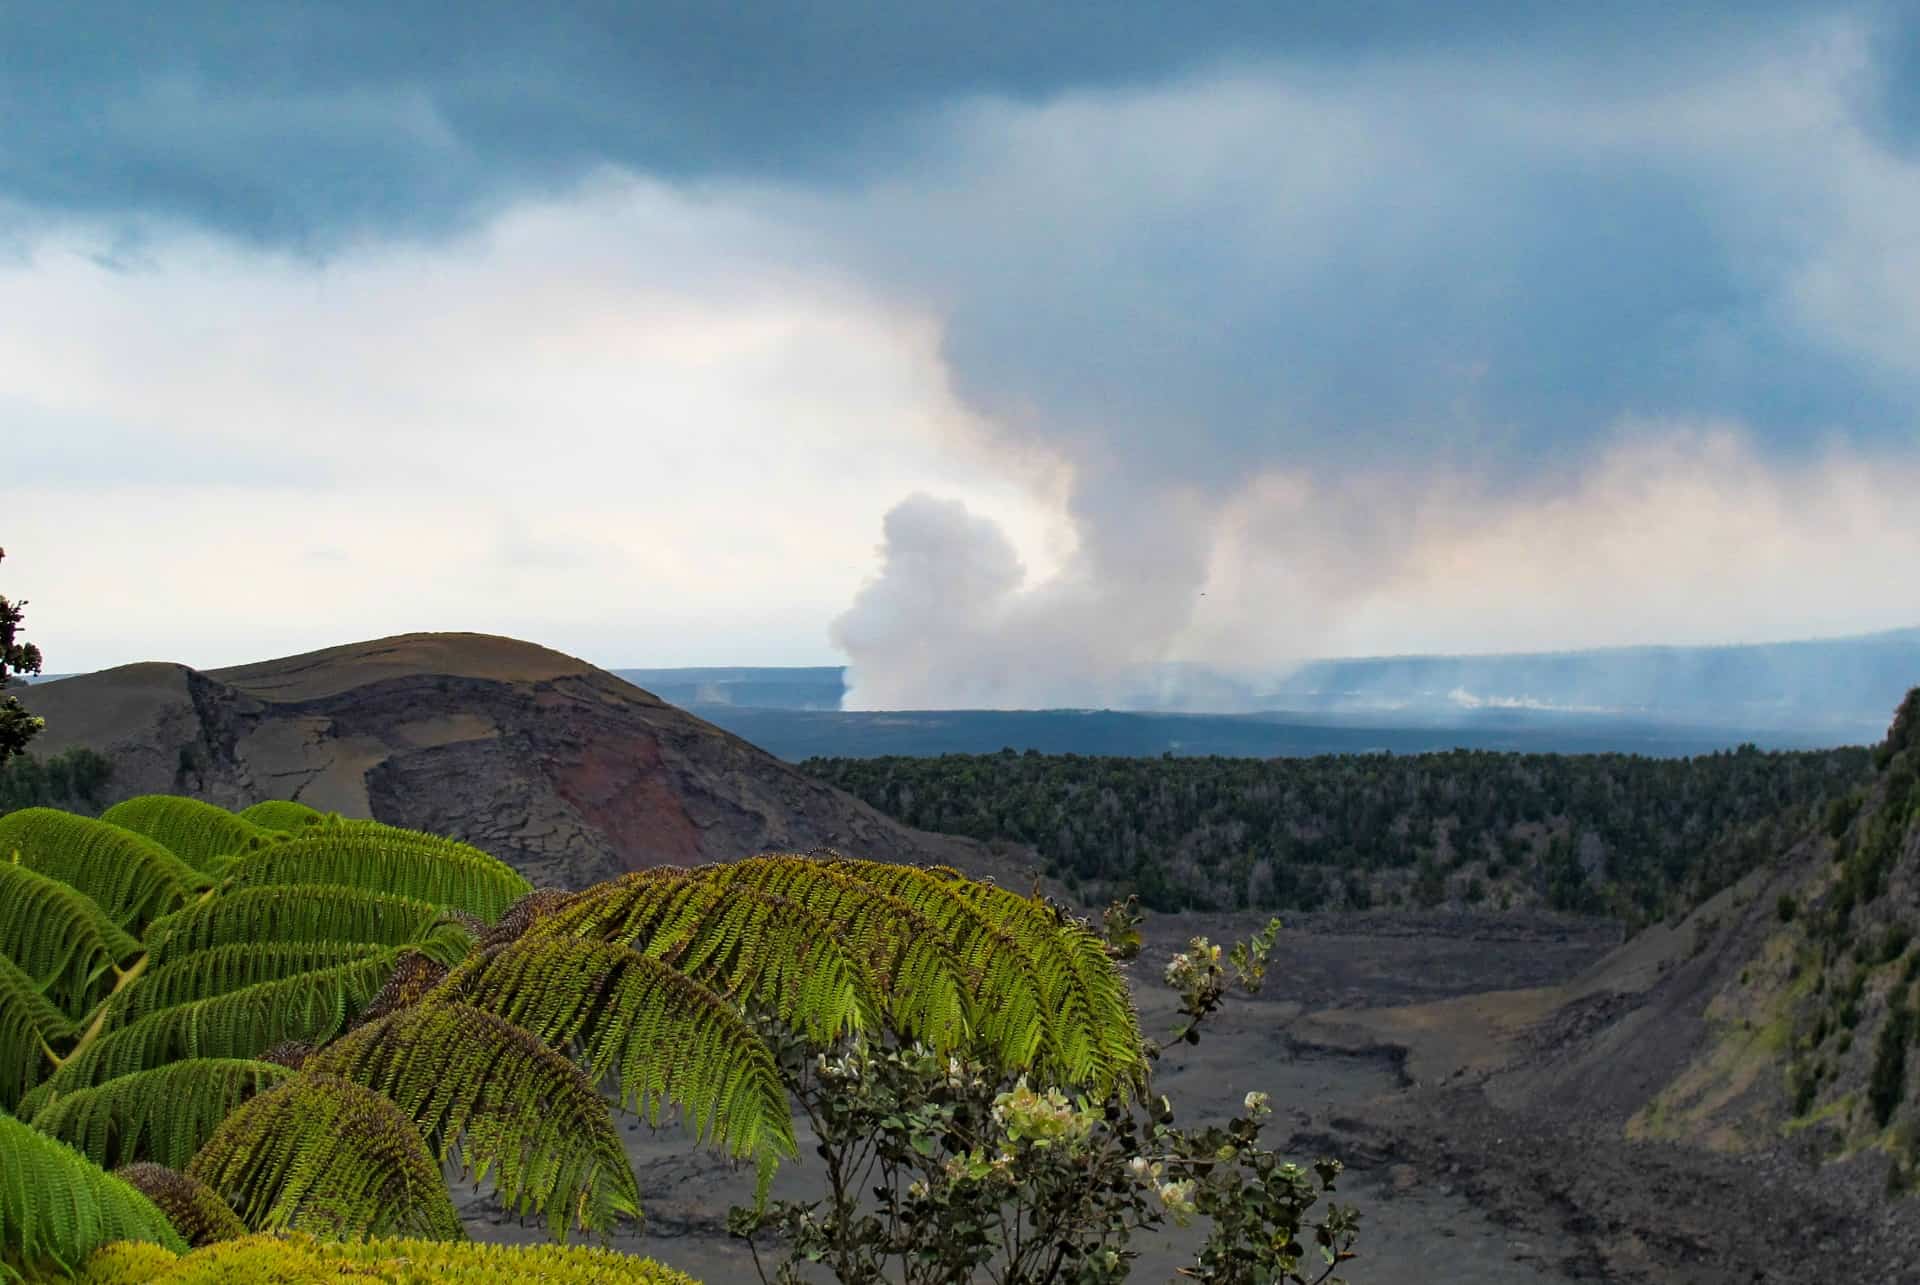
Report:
806,745,1874,921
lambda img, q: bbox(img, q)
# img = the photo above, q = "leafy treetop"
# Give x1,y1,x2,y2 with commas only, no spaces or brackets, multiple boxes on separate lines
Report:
1,547,47,767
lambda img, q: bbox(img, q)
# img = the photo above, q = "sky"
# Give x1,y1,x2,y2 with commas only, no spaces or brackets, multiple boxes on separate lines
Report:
5,2,1919,707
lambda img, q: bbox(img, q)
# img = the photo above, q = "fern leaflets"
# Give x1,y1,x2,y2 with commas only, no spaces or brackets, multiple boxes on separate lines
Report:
534,872,882,1046
29,1059,295,1172
103,942,392,1027
23,954,397,1112
307,1002,641,1239
0,862,140,1020
1,954,73,1114
444,935,798,1191
141,885,444,963
224,829,531,922
185,1073,463,1241
0,811,206,934
0,1111,185,1280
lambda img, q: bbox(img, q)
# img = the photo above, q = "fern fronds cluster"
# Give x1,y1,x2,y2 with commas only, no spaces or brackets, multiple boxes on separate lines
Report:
186,1073,463,1241
2,794,1148,1280
0,862,140,1019
74,1233,700,1283
30,1060,296,1171
308,1002,641,1238
97,797,281,873
225,830,531,922
479,888,580,948
0,1112,184,1279
0,811,207,934
109,1166,245,1248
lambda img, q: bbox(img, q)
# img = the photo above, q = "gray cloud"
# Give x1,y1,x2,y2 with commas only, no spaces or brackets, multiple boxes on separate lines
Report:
10,2,1920,702
0,1,1892,245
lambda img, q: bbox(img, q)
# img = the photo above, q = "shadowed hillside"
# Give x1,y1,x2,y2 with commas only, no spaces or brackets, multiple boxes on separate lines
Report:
15,633,1036,889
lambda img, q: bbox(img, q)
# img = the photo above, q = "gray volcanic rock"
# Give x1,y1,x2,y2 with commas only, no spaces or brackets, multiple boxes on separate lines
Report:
19,632,1037,889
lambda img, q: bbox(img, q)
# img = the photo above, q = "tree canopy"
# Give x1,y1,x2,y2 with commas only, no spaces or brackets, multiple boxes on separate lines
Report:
0,547,46,768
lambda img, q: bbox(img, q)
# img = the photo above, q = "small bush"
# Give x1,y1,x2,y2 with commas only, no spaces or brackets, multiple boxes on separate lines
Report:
1869,1005,1913,1128
1777,893,1798,923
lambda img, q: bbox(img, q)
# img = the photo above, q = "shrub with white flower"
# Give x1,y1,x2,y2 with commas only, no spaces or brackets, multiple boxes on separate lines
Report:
729,907,1360,1285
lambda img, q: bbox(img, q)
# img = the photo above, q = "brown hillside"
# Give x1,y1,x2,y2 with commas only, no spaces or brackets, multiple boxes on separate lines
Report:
21,632,1036,889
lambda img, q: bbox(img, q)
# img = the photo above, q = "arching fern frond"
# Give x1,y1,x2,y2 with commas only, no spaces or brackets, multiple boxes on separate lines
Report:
307,1002,640,1239
73,1232,701,1283
336,817,514,866
907,867,1143,1094
0,1111,185,1279
30,1059,296,1172
692,859,973,1053
0,861,141,1020
822,858,1099,1085
532,872,880,1047
104,942,391,1026
1,952,74,1113
97,797,280,873
185,1072,463,1241
235,800,332,833
110,1165,246,1248
142,886,443,964
443,935,797,1192
224,830,531,922
0,810,207,934
23,955,396,1113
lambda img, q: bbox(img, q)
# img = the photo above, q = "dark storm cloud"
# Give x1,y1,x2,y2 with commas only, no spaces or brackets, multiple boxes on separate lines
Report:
0,0,1891,244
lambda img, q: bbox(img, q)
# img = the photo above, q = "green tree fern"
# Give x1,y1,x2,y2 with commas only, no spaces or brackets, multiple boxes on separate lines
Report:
0,795,1150,1279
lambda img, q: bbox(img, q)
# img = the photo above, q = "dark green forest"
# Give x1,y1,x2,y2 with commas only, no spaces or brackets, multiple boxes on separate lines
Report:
806,745,1874,921
0,745,113,815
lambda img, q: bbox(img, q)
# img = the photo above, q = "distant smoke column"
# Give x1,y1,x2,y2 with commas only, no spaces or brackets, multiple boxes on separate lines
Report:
832,481,1213,709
